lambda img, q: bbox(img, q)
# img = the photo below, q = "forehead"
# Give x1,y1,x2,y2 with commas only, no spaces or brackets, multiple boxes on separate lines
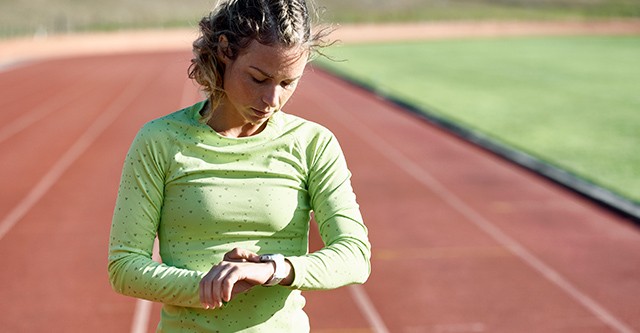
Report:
236,40,309,78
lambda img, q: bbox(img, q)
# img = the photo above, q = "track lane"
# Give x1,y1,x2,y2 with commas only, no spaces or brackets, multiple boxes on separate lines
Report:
0,58,92,122
0,51,638,333
0,55,161,237
289,68,640,332
0,52,191,332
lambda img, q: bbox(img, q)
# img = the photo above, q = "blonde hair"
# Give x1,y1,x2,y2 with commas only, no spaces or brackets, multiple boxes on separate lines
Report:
188,0,331,121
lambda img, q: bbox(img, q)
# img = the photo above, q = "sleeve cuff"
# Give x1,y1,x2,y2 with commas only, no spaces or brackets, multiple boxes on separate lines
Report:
284,256,306,289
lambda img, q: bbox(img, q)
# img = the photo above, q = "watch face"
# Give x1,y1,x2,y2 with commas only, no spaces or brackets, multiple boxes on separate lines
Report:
260,254,283,262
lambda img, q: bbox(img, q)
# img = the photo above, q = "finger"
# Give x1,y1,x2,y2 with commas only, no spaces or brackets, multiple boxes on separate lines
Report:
245,252,261,263
207,280,223,308
224,248,251,262
200,265,224,309
210,264,235,307
199,278,207,309
221,266,245,302
225,248,262,263
203,274,215,308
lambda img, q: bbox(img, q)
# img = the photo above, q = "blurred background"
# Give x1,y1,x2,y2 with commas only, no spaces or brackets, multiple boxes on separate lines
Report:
1,1,640,332
1,0,639,38
1,0,627,214
1,1,639,249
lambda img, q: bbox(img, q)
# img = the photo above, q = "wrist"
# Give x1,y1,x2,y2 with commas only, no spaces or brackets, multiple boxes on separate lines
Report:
259,254,287,286
280,259,294,286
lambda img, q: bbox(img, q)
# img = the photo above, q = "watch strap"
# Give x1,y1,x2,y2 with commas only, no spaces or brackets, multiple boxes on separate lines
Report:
259,254,286,286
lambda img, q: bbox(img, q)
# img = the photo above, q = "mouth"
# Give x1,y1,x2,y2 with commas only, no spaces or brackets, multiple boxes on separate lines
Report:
251,108,272,118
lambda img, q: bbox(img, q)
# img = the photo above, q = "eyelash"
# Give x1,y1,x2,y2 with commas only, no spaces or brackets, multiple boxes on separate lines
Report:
251,75,296,89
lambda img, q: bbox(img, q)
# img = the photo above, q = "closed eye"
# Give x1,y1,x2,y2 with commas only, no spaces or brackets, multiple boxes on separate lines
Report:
281,80,298,89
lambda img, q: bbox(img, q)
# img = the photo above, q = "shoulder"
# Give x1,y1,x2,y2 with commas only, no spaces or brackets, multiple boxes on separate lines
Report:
127,101,207,165
276,112,336,142
276,112,344,165
136,101,206,143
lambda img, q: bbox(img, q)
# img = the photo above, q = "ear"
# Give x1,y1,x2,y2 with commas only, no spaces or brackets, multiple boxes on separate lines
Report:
217,35,232,65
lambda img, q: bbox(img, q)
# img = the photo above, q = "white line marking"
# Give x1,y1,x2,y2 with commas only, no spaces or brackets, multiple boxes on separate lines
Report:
0,75,149,241
130,78,195,333
348,285,390,333
179,78,200,108
0,85,93,144
0,60,32,73
131,299,154,333
131,238,161,333
305,85,393,332
311,81,636,333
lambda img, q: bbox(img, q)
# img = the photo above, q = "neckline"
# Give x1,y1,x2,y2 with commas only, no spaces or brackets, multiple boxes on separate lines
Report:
191,100,278,141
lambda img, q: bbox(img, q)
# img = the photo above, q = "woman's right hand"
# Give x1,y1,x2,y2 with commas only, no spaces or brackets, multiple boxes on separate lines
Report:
199,248,275,309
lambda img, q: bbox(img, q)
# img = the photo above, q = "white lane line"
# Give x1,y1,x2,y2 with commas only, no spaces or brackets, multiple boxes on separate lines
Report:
349,285,391,333
0,85,93,144
0,74,149,241
131,238,161,333
302,85,392,332
179,78,200,108
131,299,154,333
312,83,636,333
0,60,32,73
131,78,195,333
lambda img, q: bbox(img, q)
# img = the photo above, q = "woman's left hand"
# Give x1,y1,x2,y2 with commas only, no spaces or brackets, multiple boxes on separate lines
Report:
199,248,275,309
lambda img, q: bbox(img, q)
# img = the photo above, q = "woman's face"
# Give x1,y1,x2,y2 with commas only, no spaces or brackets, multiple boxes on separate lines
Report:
220,39,309,126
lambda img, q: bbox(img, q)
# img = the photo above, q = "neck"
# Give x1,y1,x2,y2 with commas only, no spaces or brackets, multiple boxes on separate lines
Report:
206,101,268,138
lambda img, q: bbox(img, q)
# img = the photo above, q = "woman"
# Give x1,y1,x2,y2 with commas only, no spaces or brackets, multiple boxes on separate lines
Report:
108,0,371,331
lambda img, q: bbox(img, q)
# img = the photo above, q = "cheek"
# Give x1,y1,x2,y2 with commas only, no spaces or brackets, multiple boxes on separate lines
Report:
225,75,253,103
279,87,297,105
237,80,255,102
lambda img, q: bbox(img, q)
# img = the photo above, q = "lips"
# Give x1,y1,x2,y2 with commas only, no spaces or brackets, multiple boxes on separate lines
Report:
252,108,272,118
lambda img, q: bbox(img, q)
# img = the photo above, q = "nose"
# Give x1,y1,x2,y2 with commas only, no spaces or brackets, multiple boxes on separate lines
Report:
262,85,280,109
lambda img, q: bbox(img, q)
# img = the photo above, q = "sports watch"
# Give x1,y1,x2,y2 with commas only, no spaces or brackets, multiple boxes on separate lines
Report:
259,253,287,286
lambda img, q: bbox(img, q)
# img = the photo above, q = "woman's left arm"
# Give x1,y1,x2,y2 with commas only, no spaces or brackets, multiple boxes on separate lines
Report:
287,131,371,290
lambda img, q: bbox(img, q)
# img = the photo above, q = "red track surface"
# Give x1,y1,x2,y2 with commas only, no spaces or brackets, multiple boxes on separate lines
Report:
1,51,639,333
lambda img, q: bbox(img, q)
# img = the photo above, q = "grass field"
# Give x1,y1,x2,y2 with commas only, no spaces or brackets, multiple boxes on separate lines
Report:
2,1,638,207
1,0,639,38
315,35,640,203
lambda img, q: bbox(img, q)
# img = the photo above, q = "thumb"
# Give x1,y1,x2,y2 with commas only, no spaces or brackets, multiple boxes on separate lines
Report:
224,248,260,262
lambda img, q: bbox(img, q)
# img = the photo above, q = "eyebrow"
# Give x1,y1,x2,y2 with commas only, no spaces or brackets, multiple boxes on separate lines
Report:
249,66,302,81
249,66,273,78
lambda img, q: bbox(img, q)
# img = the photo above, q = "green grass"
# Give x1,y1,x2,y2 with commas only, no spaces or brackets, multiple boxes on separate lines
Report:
1,0,639,38
318,0,640,23
315,35,640,203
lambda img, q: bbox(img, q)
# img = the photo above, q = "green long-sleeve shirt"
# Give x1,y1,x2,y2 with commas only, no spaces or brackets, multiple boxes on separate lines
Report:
108,101,371,332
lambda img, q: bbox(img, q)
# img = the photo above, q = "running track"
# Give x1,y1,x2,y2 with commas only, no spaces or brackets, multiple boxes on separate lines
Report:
1,51,639,333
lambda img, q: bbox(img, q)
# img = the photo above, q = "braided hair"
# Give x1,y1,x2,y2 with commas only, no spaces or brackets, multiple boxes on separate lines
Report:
188,0,330,120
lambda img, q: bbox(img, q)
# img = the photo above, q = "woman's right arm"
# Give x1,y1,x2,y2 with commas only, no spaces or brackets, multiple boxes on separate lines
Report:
107,124,205,308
